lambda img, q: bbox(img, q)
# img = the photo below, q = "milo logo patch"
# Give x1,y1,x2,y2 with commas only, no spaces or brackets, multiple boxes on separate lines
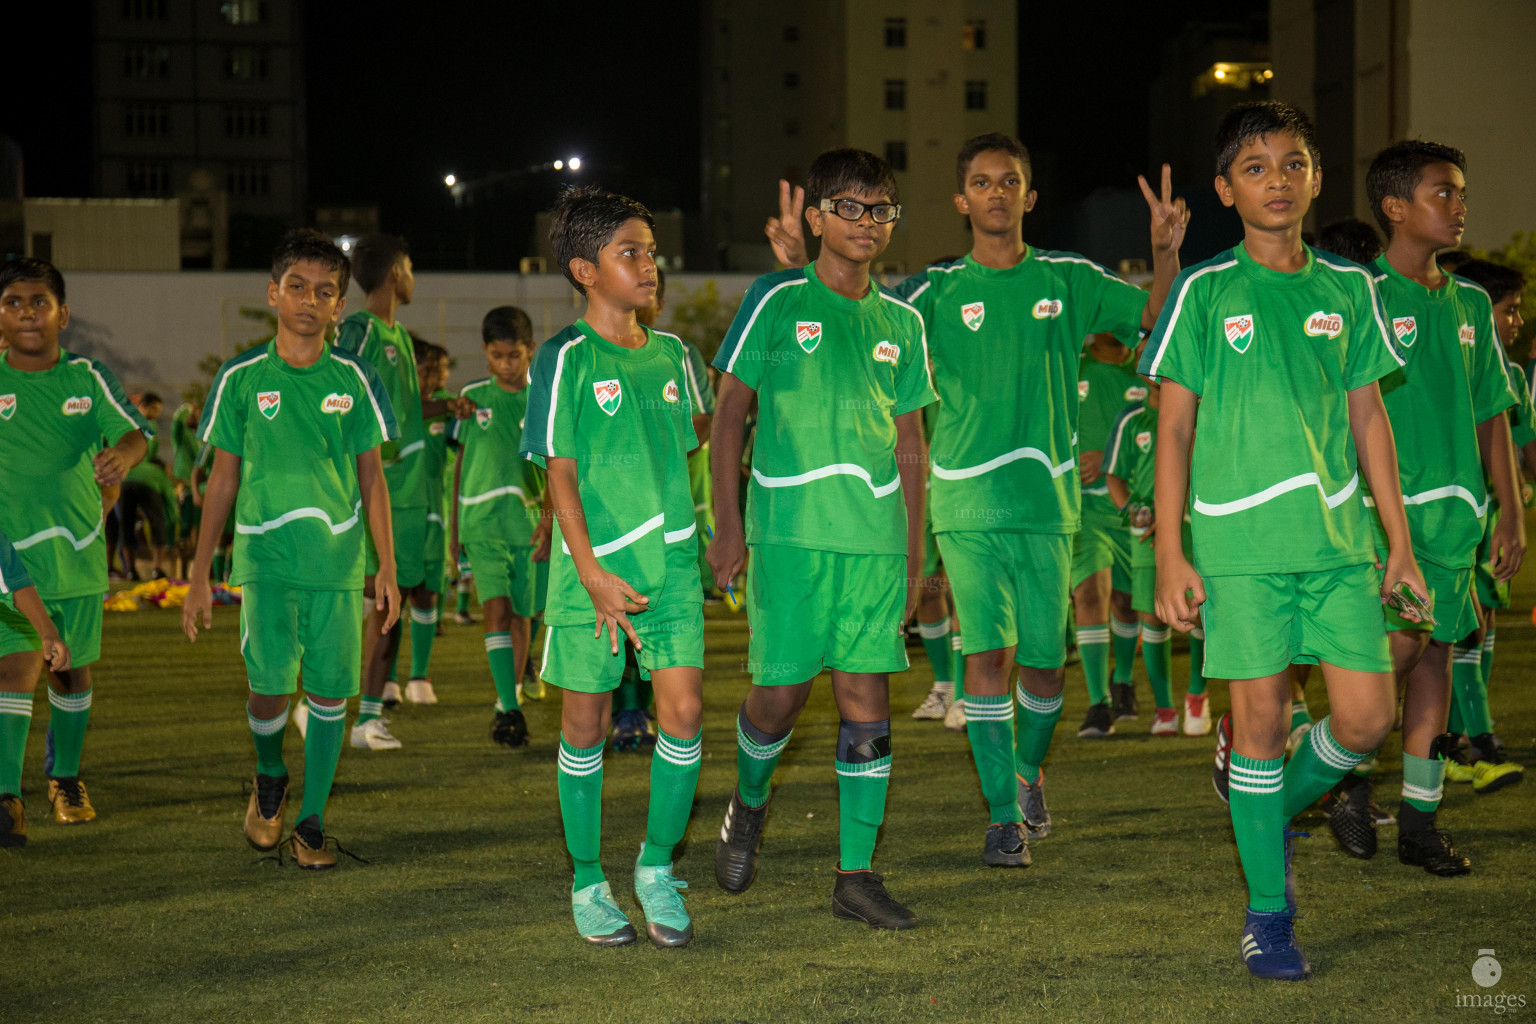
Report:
62,396,93,416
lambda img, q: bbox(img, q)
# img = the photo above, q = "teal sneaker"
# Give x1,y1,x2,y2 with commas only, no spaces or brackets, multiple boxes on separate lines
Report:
571,881,636,946
633,850,693,948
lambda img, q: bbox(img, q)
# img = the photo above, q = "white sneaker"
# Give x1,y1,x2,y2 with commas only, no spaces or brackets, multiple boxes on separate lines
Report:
1182,693,1211,736
944,697,968,731
1285,719,1314,757
452,611,476,626
382,680,403,707
350,717,403,751
292,701,309,739
911,682,953,720
404,678,438,705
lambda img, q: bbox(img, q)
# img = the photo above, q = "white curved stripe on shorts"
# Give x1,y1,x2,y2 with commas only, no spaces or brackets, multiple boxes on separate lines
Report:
459,484,530,507
235,500,362,536
560,513,666,558
930,446,1075,482
1193,472,1358,517
664,522,698,544
13,516,105,552
1083,483,1109,496
751,464,901,498
1360,484,1487,518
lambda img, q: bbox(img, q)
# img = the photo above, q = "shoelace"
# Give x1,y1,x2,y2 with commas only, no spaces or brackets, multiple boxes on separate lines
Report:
259,830,370,867
639,872,689,912
574,889,630,932
56,780,86,807
1253,911,1298,949
994,822,1026,853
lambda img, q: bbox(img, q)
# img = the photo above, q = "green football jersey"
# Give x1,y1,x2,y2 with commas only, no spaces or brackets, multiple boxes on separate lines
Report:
1140,244,1402,576
0,349,151,599
0,526,34,600
1503,354,1535,449
453,377,541,546
1367,260,1515,568
335,311,427,509
716,263,937,554
1104,401,1157,568
423,387,453,527
1077,350,1149,501
171,402,204,482
200,339,397,589
522,322,700,626
894,249,1146,535
681,338,715,520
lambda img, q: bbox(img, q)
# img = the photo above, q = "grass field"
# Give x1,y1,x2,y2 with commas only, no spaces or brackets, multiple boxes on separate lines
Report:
6,567,1535,1024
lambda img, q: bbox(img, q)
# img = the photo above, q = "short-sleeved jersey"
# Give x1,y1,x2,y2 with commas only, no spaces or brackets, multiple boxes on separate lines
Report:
716,263,936,554
423,387,453,519
0,526,34,600
1104,401,1158,568
0,349,151,599
522,322,700,626
1504,354,1536,449
1077,350,1150,500
200,339,397,590
335,311,426,509
894,249,1146,535
1139,244,1403,576
1368,260,1516,568
171,402,204,482
453,377,540,546
680,339,716,415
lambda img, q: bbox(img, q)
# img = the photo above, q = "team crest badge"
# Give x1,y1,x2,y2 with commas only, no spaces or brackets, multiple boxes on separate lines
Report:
1032,298,1063,319
961,302,985,331
663,380,680,403
257,391,281,419
1078,380,1090,399
476,407,493,429
1126,385,1148,401
320,393,353,414
1224,315,1254,354
384,344,399,365
1459,323,1476,346
594,379,623,416
1303,311,1343,339
872,341,900,365
0,395,14,421
1136,430,1153,453
796,321,822,353
62,396,92,415
429,420,446,436
1392,316,1417,348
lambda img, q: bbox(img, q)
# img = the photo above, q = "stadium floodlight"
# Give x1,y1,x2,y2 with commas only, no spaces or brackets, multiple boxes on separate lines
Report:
553,160,563,170
444,173,456,187
568,156,582,171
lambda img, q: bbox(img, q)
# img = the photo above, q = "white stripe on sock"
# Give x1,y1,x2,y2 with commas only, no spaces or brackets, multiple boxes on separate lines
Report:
1110,618,1141,639
410,606,440,625
1015,685,1064,715
917,618,951,640
248,706,290,735
306,698,346,722
1141,626,1170,643
48,689,91,712
1402,781,1443,803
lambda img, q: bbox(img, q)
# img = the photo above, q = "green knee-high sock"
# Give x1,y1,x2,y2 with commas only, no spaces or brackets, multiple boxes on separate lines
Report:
408,605,439,679
1110,616,1139,685
613,651,644,713
964,694,1020,823
918,617,954,684
1451,642,1492,737
835,719,891,871
297,698,345,828
1401,751,1446,813
1282,715,1369,820
1482,628,1497,707
736,706,791,808
385,639,400,683
1141,624,1173,708
950,632,966,703
1186,627,1208,696
0,692,33,795
47,687,91,778
1077,626,1110,705
1014,686,1063,784
486,632,520,711
1289,699,1312,732
247,702,289,777
355,696,384,725
1229,753,1287,912
455,583,471,616
639,729,703,866
558,735,606,890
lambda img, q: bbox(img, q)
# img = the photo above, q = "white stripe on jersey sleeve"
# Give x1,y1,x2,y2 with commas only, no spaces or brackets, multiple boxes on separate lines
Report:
722,278,807,376
199,351,270,443
1458,278,1521,408
1321,260,1403,369
544,335,586,458
330,352,393,439
1103,406,1139,478
71,357,141,434
878,290,936,397
1145,260,1238,380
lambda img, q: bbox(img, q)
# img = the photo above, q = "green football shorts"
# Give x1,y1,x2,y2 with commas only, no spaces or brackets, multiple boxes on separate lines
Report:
534,555,549,614
423,510,447,594
365,504,428,589
1385,558,1477,644
746,544,909,685
0,594,103,668
1201,563,1391,680
540,600,704,693
921,518,942,579
937,530,1072,669
1132,564,1157,616
1071,495,1132,592
465,538,538,617
239,582,365,699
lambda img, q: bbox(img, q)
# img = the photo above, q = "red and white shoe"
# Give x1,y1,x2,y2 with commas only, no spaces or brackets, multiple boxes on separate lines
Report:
1151,707,1179,736
1183,692,1212,736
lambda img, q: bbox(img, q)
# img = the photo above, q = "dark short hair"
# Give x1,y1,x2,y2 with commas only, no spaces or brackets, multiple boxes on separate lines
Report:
1316,217,1383,265
408,332,443,364
804,148,899,210
481,305,534,344
955,133,1032,192
0,257,66,303
271,229,350,295
549,186,655,296
350,232,409,294
138,391,164,407
1365,140,1467,237
1454,258,1526,306
1215,101,1321,179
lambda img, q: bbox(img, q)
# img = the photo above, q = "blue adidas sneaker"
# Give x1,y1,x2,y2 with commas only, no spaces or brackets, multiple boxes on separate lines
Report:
1240,907,1311,981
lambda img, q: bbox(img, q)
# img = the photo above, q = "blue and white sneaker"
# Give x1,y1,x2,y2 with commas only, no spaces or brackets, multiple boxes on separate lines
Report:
571,880,636,946
634,845,693,948
1240,907,1311,981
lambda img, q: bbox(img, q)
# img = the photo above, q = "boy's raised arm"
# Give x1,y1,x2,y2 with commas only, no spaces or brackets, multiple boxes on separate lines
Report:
706,374,754,593
1137,164,1190,330
357,447,400,633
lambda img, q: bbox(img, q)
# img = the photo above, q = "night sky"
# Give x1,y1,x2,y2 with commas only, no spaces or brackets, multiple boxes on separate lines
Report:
8,0,1266,269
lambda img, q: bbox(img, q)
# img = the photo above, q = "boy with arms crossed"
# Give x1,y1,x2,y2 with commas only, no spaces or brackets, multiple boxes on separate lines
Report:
0,258,150,826
183,231,400,868
522,187,705,948
709,149,936,928
1143,102,1425,980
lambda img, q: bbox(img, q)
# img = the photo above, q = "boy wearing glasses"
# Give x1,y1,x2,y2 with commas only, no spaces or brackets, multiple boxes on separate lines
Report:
708,149,937,929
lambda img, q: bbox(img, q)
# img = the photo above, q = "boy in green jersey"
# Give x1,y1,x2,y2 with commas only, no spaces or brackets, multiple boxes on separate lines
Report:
334,234,471,746
1141,102,1427,981
395,335,453,707
709,149,936,928
0,258,151,827
453,306,547,749
1074,332,1149,734
1318,146,1525,873
183,231,400,870
521,187,705,948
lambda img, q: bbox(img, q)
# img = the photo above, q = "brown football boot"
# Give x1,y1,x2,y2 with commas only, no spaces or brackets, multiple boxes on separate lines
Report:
0,794,26,847
291,818,336,870
244,774,288,850
47,777,96,824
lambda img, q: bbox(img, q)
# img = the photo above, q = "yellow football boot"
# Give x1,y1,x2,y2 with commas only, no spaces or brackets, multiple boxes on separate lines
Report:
0,794,26,847
47,778,96,824
1444,760,1476,784
1471,759,1524,795
291,821,336,870
244,774,288,851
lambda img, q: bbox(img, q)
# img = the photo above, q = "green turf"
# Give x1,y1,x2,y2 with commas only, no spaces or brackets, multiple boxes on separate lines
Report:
5,572,1534,1023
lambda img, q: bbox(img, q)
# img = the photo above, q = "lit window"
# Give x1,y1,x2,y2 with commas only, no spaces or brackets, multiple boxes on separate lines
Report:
885,79,906,111
964,80,988,111
963,20,987,49
1193,62,1275,96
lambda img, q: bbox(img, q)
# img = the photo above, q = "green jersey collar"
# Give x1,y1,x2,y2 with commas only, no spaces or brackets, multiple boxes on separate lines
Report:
1235,241,1316,289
